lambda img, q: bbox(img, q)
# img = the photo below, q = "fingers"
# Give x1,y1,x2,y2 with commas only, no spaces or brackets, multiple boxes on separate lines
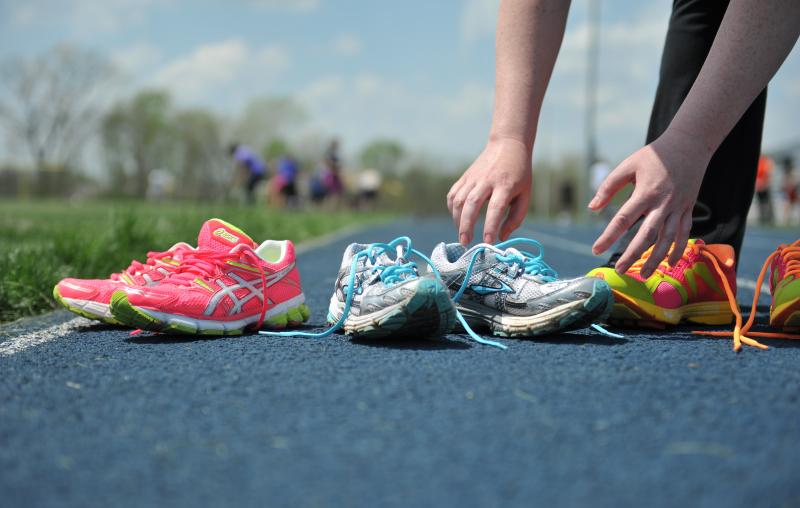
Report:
640,213,679,278
592,195,647,256
446,179,465,215
668,209,693,266
588,162,634,211
614,210,665,274
482,190,511,244
458,185,492,245
449,181,474,232
500,194,529,241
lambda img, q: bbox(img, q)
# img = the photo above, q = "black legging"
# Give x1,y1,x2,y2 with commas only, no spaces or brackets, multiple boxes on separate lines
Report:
611,0,766,269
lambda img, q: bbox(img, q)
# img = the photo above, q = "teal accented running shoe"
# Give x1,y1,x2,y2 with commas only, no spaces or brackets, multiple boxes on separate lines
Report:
430,238,616,337
261,237,507,348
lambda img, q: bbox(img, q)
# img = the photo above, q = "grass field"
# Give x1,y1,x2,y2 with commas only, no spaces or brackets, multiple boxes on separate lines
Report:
0,200,391,323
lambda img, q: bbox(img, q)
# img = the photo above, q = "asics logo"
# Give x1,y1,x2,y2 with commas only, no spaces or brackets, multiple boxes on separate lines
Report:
470,280,514,295
213,228,240,244
203,263,295,316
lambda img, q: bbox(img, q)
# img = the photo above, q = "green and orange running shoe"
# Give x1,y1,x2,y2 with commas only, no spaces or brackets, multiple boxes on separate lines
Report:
765,239,800,330
696,239,800,351
587,239,739,329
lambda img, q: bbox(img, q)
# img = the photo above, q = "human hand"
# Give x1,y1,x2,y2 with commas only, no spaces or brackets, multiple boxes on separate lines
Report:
588,131,712,278
446,137,532,245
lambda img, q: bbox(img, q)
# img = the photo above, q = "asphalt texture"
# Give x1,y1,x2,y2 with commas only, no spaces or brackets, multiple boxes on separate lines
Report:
2,218,800,508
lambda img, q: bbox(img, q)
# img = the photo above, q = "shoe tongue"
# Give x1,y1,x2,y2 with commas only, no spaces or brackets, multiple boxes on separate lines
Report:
197,219,255,252
343,243,394,268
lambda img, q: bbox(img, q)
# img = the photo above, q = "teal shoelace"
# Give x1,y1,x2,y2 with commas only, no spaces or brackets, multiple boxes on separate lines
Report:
260,236,508,349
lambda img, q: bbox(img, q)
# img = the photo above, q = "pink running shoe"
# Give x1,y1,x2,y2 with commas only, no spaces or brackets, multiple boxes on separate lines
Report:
109,219,310,335
53,242,193,324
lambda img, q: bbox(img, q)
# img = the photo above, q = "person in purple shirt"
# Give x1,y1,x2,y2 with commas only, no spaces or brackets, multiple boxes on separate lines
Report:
228,143,267,204
271,155,299,208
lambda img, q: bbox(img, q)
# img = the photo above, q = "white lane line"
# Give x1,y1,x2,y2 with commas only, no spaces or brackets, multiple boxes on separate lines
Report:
525,228,769,296
295,222,380,256
524,229,604,259
0,317,90,357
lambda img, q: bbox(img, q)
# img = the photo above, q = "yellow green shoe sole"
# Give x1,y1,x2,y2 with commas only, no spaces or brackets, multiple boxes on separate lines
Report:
109,290,310,336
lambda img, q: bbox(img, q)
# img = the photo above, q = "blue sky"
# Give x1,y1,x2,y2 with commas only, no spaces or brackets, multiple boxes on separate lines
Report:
1,0,798,169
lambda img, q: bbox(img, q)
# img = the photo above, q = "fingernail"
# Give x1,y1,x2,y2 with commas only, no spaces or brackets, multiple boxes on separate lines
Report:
484,234,493,244
588,198,598,209
460,233,468,245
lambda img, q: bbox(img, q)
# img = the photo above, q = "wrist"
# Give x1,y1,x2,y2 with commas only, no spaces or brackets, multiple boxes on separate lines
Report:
487,131,535,153
659,124,715,162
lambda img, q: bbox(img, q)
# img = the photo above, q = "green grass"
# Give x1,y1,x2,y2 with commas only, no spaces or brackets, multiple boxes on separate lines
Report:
0,200,392,323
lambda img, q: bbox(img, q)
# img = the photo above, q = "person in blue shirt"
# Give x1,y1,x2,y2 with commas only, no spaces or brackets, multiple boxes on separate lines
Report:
271,155,299,208
228,143,267,204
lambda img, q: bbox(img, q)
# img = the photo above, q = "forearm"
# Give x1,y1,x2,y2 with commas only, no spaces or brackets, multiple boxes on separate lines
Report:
489,0,571,150
666,0,800,155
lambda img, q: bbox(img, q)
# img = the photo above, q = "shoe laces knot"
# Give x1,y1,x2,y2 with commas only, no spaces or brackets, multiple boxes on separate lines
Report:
495,245,557,281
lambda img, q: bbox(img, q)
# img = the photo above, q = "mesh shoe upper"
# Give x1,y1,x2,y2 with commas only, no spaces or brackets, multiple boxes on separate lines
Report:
55,242,193,304
770,239,800,311
429,241,595,317
124,219,304,324
587,239,735,310
330,242,426,317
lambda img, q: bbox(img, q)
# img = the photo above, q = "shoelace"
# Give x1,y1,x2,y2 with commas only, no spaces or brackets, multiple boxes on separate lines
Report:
260,237,507,349
451,238,623,339
110,248,175,281
167,247,270,331
692,240,800,351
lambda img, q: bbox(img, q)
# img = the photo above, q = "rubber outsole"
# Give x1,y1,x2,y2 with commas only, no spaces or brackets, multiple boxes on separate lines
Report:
607,289,733,328
328,279,457,340
457,279,614,338
109,290,310,336
770,290,800,330
53,286,123,325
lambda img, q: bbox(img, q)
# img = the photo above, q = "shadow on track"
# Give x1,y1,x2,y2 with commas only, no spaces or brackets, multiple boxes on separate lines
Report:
350,336,472,350
524,332,630,346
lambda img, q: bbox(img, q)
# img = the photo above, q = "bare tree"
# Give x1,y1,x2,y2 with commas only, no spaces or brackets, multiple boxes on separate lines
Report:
0,44,116,171
231,96,307,155
101,90,176,197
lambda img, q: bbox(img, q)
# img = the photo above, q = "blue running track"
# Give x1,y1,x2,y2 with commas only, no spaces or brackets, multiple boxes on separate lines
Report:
1,219,799,508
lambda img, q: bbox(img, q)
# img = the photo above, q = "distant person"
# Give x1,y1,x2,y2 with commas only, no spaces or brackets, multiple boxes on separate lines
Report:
325,138,341,170
146,168,174,202
782,156,798,225
357,168,382,210
228,143,267,205
557,179,575,225
320,156,344,206
271,155,300,208
755,154,774,225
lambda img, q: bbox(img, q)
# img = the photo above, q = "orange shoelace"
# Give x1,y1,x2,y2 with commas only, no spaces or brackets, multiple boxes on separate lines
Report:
693,240,800,351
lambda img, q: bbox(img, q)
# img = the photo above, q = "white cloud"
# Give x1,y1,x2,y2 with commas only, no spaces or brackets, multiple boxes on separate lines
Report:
296,74,494,163
111,43,162,73
246,0,320,12
150,39,289,105
9,0,163,34
444,83,493,119
300,76,345,103
460,0,498,45
332,33,363,57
